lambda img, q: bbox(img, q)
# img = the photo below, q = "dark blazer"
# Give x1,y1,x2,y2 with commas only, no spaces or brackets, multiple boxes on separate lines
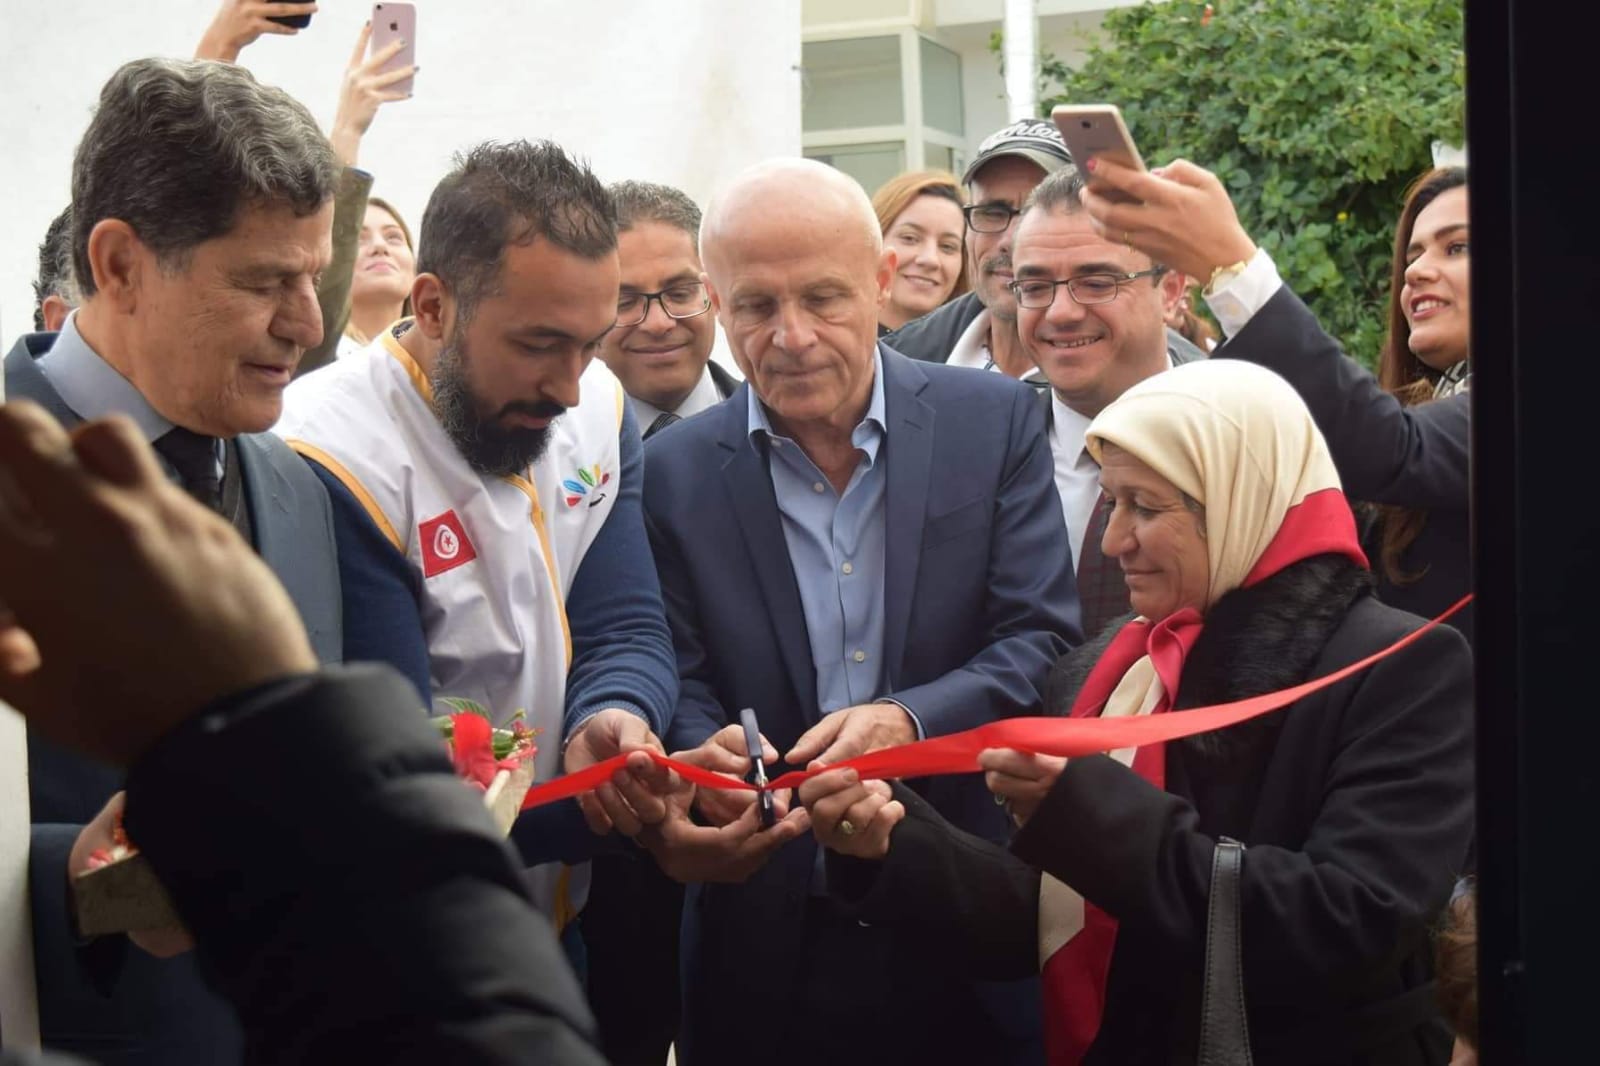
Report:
6,331,343,1066
827,557,1474,1065
114,665,604,1065
1042,338,1209,641
644,345,1082,1064
1215,286,1472,641
707,359,739,399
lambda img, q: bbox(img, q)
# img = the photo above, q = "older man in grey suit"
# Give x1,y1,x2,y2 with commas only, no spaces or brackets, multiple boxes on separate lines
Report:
4,58,343,1065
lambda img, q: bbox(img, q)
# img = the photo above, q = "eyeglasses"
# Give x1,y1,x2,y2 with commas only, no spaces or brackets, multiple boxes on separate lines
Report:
1009,267,1168,309
616,282,711,327
963,202,1024,234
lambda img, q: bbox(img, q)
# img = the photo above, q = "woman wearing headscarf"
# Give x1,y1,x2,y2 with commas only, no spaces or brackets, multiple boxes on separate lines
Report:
800,361,1475,1065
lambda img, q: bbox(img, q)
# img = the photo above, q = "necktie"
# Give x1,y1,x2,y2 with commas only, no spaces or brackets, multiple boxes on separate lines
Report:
154,427,223,514
644,411,681,439
1074,489,1130,641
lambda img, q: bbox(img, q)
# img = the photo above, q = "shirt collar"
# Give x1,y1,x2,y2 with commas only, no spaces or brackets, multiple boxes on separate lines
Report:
38,311,174,442
1053,348,1178,463
747,346,889,462
630,363,723,427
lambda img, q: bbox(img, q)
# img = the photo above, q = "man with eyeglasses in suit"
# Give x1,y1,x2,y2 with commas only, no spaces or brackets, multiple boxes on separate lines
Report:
1009,166,1205,641
887,119,1203,396
597,181,739,441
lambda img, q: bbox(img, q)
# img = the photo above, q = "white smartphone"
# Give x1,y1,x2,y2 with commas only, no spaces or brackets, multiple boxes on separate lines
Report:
1051,104,1146,202
371,2,417,97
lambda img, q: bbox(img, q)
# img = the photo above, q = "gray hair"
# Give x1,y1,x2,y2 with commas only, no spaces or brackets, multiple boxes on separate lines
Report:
416,140,616,320
609,180,702,243
71,58,339,298
33,206,80,330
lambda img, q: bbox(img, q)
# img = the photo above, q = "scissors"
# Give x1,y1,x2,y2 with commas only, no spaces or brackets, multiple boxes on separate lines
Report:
739,707,777,828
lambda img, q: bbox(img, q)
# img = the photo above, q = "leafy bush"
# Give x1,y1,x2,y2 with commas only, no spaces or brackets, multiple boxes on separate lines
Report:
1024,0,1464,365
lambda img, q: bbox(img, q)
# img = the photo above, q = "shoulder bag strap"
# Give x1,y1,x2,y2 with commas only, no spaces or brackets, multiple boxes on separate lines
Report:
1198,837,1253,1066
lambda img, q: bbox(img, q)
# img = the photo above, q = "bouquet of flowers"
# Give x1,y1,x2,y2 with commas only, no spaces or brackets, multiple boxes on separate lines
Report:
430,698,539,835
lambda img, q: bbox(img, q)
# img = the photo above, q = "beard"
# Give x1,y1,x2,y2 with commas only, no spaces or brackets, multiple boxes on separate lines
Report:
431,336,564,477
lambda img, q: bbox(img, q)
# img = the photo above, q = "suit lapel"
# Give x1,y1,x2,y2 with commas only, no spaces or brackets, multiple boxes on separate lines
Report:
715,387,819,719
880,349,935,681
708,360,740,400
233,434,291,558
4,334,82,427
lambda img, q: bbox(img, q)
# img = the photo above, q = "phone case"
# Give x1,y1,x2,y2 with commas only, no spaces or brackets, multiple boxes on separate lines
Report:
1051,105,1146,203
371,3,416,97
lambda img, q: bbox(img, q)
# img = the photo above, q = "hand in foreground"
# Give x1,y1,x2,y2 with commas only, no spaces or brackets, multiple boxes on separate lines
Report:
977,748,1069,827
635,773,809,884
195,1,318,63
785,702,917,770
1077,157,1258,285
69,793,195,958
799,767,904,861
675,722,783,827
0,404,317,765
328,21,416,167
563,709,671,836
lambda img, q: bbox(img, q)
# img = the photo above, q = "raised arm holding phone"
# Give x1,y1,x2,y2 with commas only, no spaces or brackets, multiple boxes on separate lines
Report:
194,1,320,62
1079,155,1474,639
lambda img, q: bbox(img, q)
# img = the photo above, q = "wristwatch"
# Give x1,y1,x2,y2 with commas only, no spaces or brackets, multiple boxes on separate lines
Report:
1203,257,1251,297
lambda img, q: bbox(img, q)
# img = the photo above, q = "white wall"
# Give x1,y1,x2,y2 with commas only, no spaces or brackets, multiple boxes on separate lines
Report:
941,11,1113,153
0,0,802,344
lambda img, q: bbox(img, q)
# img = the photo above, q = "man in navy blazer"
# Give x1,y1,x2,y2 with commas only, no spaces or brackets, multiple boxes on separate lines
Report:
9,57,344,1065
639,159,1082,1066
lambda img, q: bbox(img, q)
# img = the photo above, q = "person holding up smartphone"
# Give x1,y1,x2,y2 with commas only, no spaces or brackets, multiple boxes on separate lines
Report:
194,1,319,63
1078,157,1473,642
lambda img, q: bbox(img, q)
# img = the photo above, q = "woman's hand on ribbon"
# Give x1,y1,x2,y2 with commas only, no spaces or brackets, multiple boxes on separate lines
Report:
800,767,905,860
978,749,1069,827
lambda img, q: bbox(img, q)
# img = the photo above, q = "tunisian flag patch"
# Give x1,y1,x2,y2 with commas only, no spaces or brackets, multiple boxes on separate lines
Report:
419,510,478,578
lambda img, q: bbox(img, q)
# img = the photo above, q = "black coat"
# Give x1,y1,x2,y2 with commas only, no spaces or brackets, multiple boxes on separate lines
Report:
828,557,1475,1065
1215,287,1472,642
121,665,605,1065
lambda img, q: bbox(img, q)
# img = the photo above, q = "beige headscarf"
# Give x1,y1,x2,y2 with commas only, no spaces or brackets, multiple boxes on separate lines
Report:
1077,359,1356,728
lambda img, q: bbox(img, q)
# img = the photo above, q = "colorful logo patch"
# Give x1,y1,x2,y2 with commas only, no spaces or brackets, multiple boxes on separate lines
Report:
562,463,612,508
419,509,479,577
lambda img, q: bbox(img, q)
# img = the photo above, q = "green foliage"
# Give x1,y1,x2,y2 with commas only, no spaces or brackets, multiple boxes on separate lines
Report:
1028,0,1464,365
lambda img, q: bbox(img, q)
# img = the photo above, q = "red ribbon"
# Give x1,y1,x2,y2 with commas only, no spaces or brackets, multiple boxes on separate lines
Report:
521,594,1472,811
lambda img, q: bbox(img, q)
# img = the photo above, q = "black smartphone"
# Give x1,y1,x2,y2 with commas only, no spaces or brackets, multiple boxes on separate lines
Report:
268,9,313,29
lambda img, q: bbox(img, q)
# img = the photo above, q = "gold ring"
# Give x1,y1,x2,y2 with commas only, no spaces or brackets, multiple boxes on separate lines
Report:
838,819,857,837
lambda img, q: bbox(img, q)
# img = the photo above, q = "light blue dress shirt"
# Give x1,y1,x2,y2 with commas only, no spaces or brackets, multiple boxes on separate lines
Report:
36,312,222,479
747,349,893,718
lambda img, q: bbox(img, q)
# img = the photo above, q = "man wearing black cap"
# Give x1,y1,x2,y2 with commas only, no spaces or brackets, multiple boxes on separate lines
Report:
888,119,1203,385
884,119,1074,385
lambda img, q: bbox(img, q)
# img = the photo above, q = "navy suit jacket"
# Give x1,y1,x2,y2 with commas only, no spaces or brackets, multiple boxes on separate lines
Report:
643,345,1081,1060
6,331,342,1066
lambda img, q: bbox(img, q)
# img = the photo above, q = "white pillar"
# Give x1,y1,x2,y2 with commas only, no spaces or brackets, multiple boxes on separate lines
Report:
1003,0,1040,122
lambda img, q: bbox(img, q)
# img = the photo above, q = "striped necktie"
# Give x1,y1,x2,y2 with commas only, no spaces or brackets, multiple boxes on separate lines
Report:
644,411,681,439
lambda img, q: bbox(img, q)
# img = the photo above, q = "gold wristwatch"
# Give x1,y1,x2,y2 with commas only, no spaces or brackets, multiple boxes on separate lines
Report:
1203,256,1251,297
